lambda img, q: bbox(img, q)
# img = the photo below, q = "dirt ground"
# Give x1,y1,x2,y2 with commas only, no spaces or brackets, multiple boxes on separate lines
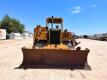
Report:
0,39,107,80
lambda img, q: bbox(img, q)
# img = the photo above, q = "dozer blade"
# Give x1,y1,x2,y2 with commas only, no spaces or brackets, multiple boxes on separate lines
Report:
20,47,90,68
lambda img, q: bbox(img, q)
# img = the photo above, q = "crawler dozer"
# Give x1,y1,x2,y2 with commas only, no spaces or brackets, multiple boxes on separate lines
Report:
20,16,90,68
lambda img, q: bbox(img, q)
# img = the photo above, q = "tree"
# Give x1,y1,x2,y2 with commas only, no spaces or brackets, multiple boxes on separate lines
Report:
0,15,25,33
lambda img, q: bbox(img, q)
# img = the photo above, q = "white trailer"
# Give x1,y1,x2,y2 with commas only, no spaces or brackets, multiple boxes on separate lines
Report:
9,32,23,39
99,33,107,41
0,29,6,40
93,34,103,40
90,33,107,41
21,33,31,39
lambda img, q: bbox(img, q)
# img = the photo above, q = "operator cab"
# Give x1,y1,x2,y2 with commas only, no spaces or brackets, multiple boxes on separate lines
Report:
46,16,63,45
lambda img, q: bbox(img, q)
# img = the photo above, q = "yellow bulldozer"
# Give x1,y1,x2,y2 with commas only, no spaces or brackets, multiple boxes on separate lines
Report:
20,16,90,68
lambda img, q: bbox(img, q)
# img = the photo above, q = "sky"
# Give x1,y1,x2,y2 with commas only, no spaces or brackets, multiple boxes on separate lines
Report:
0,0,107,35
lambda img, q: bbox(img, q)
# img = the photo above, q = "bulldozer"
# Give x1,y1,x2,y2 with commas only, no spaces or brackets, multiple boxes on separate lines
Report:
20,16,90,68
